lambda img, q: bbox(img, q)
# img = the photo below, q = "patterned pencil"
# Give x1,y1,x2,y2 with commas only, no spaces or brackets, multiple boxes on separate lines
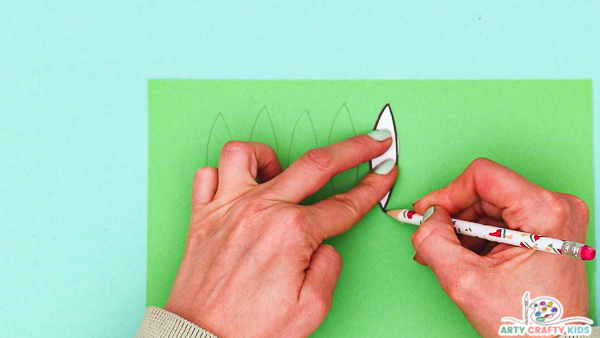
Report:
387,209,596,261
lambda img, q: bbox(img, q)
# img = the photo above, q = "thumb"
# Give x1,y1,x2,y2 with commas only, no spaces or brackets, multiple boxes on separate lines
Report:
411,206,479,280
300,244,342,326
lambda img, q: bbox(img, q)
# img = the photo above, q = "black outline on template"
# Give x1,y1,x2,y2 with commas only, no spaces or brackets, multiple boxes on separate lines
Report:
369,103,399,212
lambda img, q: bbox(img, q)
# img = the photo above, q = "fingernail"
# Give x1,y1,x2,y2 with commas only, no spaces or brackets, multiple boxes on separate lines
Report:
422,206,435,222
367,129,392,141
373,159,395,175
412,254,417,261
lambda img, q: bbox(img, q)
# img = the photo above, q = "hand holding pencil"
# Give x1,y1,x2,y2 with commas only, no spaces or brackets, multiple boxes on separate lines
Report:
406,159,590,337
388,208,595,260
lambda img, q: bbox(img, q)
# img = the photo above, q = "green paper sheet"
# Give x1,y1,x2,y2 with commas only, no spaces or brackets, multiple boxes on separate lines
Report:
148,80,595,337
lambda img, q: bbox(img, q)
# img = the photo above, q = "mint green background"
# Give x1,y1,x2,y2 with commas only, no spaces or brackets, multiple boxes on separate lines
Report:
149,80,593,337
1,2,600,337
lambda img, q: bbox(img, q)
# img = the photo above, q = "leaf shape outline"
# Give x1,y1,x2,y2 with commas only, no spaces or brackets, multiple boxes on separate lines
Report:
369,103,399,211
205,113,233,166
328,104,359,194
287,110,319,204
286,110,319,167
248,106,279,154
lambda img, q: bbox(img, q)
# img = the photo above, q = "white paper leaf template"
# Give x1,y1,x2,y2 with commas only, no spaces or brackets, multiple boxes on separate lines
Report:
369,104,398,210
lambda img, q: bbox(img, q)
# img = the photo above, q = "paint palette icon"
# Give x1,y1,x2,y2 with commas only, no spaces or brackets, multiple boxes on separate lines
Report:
502,292,593,327
529,297,562,324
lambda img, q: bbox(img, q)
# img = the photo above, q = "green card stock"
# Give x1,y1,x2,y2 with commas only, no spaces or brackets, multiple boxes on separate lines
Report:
148,80,594,337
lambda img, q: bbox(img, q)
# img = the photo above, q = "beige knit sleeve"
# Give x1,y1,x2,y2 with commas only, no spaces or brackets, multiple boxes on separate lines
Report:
136,307,218,338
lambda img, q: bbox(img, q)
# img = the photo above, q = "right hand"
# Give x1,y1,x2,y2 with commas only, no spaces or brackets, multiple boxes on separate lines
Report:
411,158,590,337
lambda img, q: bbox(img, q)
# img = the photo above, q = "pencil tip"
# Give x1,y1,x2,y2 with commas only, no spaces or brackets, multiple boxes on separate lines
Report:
386,209,400,219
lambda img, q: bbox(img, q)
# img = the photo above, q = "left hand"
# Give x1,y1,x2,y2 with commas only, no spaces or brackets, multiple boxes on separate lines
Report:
165,134,397,337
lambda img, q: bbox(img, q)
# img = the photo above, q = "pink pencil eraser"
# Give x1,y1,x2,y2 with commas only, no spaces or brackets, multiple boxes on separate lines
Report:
580,246,596,261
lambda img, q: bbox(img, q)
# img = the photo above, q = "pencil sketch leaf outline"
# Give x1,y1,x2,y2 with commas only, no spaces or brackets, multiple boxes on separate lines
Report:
204,104,361,198
286,110,319,167
328,103,359,193
205,113,233,166
249,106,279,154
287,110,320,204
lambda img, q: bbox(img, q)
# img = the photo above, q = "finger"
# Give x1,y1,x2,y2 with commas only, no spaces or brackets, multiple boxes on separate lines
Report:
555,192,590,242
413,158,542,215
415,197,507,254
452,200,504,222
411,206,480,288
413,158,556,234
457,236,488,254
414,253,426,265
308,165,398,241
454,215,507,254
192,167,218,207
268,134,393,203
300,244,343,323
216,141,282,194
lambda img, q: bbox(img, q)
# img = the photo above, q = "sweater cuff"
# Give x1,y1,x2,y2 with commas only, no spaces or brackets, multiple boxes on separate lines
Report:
136,307,218,338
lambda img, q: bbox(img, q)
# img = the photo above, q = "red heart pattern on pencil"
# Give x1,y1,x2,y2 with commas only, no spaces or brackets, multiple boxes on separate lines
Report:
489,229,502,237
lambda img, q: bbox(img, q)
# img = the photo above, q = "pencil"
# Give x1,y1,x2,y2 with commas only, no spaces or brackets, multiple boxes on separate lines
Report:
386,209,596,261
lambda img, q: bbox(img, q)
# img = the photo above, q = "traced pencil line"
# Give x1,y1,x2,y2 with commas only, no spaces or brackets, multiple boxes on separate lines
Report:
205,113,233,166
328,103,359,193
287,110,319,204
205,105,359,200
287,110,319,167
249,105,279,154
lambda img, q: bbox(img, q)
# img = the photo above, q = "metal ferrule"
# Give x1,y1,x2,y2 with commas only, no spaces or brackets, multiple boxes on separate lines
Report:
561,241,585,259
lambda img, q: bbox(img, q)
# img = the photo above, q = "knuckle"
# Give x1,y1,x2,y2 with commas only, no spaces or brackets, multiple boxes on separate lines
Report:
242,199,272,216
187,219,213,244
278,208,315,252
194,166,216,180
306,293,332,321
567,194,589,221
347,135,373,151
194,166,208,177
561,193,590,228
410,222,438,252
315,297,332,319
541,190,571,223
410,230,420,248
281,207,310,232
231,199,274,232
360,183,380,203
444,269,479,307
301,148,333,172
221,140,251,154
468,157,495,172
321,244,343,269
330,193,361,221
